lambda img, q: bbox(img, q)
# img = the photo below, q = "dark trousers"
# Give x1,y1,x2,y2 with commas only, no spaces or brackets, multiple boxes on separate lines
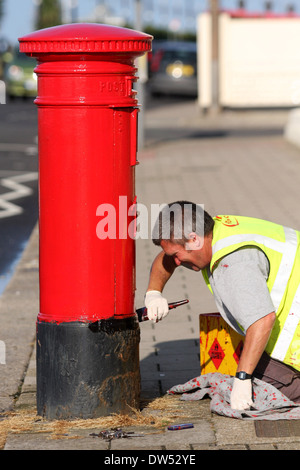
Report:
253,352,300,403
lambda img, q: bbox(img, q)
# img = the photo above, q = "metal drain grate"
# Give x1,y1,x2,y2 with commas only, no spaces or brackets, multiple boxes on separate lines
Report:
255,420,300,438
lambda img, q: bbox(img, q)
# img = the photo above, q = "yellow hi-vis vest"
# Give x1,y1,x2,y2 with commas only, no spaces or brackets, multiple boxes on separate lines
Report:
202,215,300,372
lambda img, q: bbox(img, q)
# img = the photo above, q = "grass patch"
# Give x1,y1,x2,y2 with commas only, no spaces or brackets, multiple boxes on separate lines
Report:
0,394,190,448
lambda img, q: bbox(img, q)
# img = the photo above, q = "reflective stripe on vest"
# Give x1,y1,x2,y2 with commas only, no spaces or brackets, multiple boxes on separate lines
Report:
272,282,300,362
208,216,300,370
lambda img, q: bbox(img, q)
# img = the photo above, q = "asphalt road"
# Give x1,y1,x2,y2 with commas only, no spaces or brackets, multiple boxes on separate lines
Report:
0,99,38,294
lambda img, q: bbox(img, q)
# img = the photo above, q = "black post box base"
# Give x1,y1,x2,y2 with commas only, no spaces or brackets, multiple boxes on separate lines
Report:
36,316,140,420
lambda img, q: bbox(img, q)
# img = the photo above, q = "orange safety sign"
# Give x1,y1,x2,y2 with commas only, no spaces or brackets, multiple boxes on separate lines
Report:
199,313,244,376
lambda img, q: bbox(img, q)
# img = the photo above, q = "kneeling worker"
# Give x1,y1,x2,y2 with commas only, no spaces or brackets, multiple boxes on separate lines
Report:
145,201,300,410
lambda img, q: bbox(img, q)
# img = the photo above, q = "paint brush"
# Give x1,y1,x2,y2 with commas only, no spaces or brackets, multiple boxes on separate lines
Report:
136,299,189,322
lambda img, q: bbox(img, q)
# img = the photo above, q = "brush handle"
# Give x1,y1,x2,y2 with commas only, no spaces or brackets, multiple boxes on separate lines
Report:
136,299,189,322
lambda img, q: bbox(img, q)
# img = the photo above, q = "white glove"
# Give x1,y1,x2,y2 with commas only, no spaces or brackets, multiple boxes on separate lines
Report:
230,377,254,410
144,290,169,323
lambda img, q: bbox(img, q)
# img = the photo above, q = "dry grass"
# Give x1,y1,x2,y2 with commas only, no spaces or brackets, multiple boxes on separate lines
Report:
0,395,188,448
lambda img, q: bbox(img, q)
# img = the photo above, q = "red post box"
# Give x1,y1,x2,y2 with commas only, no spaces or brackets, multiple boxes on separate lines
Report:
19,24,152,419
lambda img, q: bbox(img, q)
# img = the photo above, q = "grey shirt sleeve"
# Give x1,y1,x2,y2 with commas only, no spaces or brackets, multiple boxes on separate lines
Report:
207,247,275,334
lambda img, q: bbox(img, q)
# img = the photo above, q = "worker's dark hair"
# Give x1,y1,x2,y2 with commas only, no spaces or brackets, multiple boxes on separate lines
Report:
152,201,214,246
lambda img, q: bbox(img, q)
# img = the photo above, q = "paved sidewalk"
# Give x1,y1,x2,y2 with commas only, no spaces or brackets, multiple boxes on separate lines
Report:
2,100,300,451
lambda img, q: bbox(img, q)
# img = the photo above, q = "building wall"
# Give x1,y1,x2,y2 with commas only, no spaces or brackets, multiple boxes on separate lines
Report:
198,12,300,108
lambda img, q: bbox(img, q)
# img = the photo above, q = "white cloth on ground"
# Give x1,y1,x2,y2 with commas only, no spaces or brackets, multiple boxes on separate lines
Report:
167,373,300,420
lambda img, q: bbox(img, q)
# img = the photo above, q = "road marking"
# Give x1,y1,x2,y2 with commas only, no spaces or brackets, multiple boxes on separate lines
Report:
0,172,38,218
0,143,38,155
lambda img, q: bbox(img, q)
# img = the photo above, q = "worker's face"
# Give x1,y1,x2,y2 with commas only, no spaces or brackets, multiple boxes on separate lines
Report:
160,233,211,271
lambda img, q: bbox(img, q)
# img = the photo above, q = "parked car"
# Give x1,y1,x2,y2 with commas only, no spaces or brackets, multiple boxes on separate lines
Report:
3,49,37,99
148,41,198,97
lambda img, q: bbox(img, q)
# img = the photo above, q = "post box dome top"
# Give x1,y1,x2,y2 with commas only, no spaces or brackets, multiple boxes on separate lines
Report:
19,23,152,55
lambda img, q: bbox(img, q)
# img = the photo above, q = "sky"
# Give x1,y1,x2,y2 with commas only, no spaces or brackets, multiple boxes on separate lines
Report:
0,0,299,47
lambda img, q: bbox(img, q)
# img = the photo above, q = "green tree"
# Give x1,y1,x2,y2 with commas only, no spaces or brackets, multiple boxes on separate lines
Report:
35,0,62,30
